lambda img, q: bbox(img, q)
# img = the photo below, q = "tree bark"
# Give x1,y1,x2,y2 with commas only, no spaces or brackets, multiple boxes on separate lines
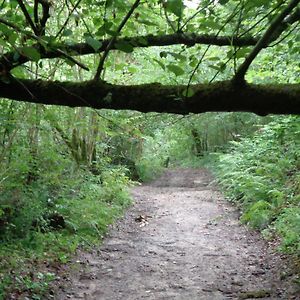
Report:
0,78,299,115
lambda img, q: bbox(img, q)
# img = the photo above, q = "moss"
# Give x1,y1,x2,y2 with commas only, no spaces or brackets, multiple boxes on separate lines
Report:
238,290,271,299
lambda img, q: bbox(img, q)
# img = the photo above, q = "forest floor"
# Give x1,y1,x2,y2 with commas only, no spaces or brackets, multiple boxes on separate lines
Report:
55,168,299,300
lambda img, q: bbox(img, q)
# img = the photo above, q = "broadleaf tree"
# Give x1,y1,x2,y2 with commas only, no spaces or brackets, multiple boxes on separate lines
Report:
0,0,299,115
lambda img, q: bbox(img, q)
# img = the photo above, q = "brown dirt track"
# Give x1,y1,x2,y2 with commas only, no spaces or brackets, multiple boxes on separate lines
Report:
56,168,299,300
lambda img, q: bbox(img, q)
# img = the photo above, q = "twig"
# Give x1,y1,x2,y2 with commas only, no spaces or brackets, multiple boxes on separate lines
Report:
16,0,39,35
179,0,214,32
55,49,89,71
69,0,92,36
234,0,300,83
94,0,141,80
185,2,241,97
269,22,299,47
238,2,284,39
163,6,177,33
39,0,51,34
233,0,245,74
55,0,83,38
0,18,89,71
34,0,39,25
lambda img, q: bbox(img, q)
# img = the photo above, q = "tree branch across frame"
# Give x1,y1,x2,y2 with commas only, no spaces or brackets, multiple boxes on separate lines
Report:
0,0,299,116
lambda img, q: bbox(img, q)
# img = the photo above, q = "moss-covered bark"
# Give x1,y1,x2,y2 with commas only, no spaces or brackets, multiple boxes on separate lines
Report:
0,77,299,115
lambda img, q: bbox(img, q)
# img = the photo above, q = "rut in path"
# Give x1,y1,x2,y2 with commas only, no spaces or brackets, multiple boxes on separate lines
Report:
57,168,298,300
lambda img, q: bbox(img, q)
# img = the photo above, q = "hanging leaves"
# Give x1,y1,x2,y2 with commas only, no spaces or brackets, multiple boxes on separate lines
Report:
209,62,226,73
153,59,165,70
85,37,103,51
167,64,185,76
115,41,134,53
164,0,185,18
21,47,41,61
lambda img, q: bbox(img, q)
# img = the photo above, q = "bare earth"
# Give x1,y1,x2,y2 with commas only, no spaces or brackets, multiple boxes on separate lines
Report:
56,168,299,300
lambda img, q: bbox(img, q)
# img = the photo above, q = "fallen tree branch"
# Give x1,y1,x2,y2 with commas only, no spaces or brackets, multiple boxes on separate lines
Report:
0,77,299,115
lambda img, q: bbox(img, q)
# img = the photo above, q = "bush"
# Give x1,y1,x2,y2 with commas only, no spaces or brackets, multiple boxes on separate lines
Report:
209,116,300,255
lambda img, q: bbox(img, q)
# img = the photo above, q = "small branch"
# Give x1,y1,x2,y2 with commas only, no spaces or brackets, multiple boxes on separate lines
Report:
163,6,177,33
0,18,88,72
55,49,89,71
70,0,92,36
234,0,300,83
39,0,51,34
179,0,214,32
1,11,299,72
16,0,39,35
94,0,141,80
55,0,83,38
269,23,299,47
238,1,284,39
34,0,39,25
185,2,241,96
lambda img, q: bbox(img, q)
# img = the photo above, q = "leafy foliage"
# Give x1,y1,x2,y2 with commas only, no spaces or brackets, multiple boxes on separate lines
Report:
210,116,300,254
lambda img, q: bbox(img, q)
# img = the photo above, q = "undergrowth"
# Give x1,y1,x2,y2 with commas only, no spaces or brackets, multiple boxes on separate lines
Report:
207,116,300,256
0,166,131,299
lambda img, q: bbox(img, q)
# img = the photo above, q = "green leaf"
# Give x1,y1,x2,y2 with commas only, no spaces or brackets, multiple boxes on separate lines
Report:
0,24,12,36
137,19,158,27
182,87,195,97
115,41,134,53
0,38,7,47
235,48,251,59
167,64,185,76
219,0,229,4
11,66,26,78
136,37,148,46
153,59,165,70
169,52,186,61
130,37,148,47
115,63,126,71
207,56,220,61
8,32,18,44
96,22,114,36
128,66,137,73
21,47,41,61
165,0,184,18
85,37,102,51
247,0,269,7
160,51,168,58
62,29,73,36
203,19,222,30
208,63,226,73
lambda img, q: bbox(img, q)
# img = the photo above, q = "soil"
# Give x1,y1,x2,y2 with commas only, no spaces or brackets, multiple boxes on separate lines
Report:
55,168,299,300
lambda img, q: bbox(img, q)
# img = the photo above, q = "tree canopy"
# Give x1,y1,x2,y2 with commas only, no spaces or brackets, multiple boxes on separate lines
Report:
0,0,299,115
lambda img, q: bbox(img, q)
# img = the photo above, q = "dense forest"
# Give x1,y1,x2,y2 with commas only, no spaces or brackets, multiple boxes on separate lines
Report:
0,0,299,298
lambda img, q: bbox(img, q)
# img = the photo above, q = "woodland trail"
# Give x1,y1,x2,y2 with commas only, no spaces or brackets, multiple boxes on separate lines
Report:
56,168,298,300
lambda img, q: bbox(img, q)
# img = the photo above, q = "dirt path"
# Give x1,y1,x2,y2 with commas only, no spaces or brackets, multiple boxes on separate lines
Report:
56,168,298,299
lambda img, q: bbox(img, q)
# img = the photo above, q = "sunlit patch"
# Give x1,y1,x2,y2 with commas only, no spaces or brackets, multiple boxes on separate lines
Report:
184,0,201,9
